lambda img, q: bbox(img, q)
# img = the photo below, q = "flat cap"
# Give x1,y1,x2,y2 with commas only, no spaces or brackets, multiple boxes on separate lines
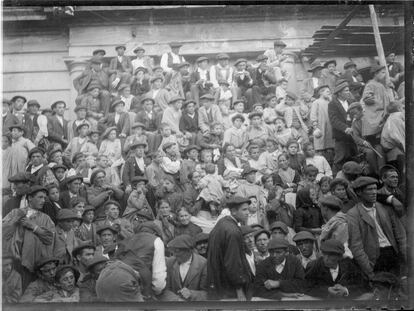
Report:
168,95,185,105
131,176,148,185
134,67,148,75
169,42,183,48
90,56,102,64
266,94,277,101
242,166,258,177
285,91,297,100
133,46,145,53
323,59,337,68
51,100,66,110
96,224,119,235
334,81,349,94
162,141,176,152
343,61,357,69
232,99,245,107
342,161,362,175
240,225,256,236
57,209,81,221
28,147,45,158
27,185,48,196
216,53,230,60
226,196,251,208
150,75,164,83
167,234,194,249
253,103,264,109
11,95,27,103
347,102,363,113
87,255,109,271
111,98,125,109
293,231,316,242
273,40,287,47
101,126,117,139
8,172,35,183
82,205,95,214
371,64,386,75
140,96,155,105
184,144,201,154
35,257,59,271
256,54,268,62
72,242,96,258
308,61,324,72
27,100,40,108
196,56,209,63
92,49,106,56
74,105,88,113
72,152,86,163
248,111,263,119
76,123,90,132
231,113,245,123
64,174,83,185
314,84,330,96
183,99,197,108
379,164,398,177
129,141,147,151
270,221,289,235
234,58,247,66
115,45,126,50
268,237,290,250
194,232,209,244
352,176,378,190
9,124,25,133
320,239,345,255
319,195,343,211
254,229,270,239
200,93,215,101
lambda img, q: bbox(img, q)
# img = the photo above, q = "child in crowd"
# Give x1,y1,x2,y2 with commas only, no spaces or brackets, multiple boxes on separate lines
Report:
272,153,300,192
216,79,233,108
158,123,179,154
286,139,306,174
76,205,97,245
124,122,148,157
197,163,226,204
275,78,288,104
95,154,122,187
229,100,249,129
2,254,22,303
318,176,332,200
303,142,332,181
81,85,104,126
99,127,123,168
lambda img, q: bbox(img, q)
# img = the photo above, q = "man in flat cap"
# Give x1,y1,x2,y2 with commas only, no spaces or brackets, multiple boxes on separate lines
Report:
301,60,326,104
190,56,214,105
98,97,130,139
305,239,369,299
3,172,35,217
95,200,133,240
122,141,147,192
132,46,154,74
321,60,341,92
198,94,223,135
340,61,365,101
385,51,404,89
264,40,291,81
207,196,252,300
164,62,190,99
72,242,96,280
328,80,358,174
347,176,406,280
53,209,81,265
144,75,170,112
210,53,235,92
3,186,55,289
78,255,108,302
47,100,69,148
160,42,186,73
160,235,207,301
26,147,58,187
254,237,306,300
249,54,277,110
23,99,41,143
10,95,27,123
362,64,396,138
109,45,133,91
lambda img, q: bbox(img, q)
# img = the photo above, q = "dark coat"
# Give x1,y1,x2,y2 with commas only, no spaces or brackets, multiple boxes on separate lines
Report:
207,216,252,299
73,68,112,94
3,112,20,135
42,199,61,224
165,252,208,301
328,96,354,143
305,257,368,298
109,56,133,74
47,115,69,146
377,186,405,218
3,196,22,218
347,202,407,278
174,222,202,238
79,274,98,302
253,254,306,299
122,156,145,188
179,113,199,134
135,110,161,132
23,113,39,142
98,112,131,137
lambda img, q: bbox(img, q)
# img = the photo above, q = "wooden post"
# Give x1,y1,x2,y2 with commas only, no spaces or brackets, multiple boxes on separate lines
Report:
369,4,391,85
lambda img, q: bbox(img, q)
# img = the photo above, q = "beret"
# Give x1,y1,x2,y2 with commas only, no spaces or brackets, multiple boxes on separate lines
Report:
231,113,245,123
242,166,258,176
169,42,183,48
293,231,316,242
254,229,270,239
87,255,109,271
183,99,196,108
27,185,48,196
150,75,164,83
27,100,40,107
90,56,102,64
28,147,45,158
343,61,357,69
323,59,337,68
51,100,66,109
248,111,263,119
200,93,215,101
162,141,176,152
273,40,287,47
35,257,59,271
342,161,362,175
268,237,290,250
72,242,96,258
270,221,289,235
167,234,194,249
115,45,126,50
74,105,88,113
320,239,345,255
111,98,125,109
194,232,209,244
333,81,349,94
8,172,34,183
64,174,83,185
347,102,363,113
371,64,386,74
9,124,25,133
319,195,343,211
131,176,148,184
92,49,106,56
96,224,119,235
234,58,247,66
308,61,324,72
133,46,145,53
216,53,230,60
226,196,251,208
72,152,86,163
11,95,27,103
240,225,256,236
352,176,378,190
256,54,268,62
168,95,185,105
196,56,209,63
184,144,201,154
57,209,81,221
286,91,298,100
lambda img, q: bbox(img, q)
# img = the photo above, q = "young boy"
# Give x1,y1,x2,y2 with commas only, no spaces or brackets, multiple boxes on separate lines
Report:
216,79,233,108
179,99,199,145
197,163,225,205
80,84,104,126
180,145,201,185
223,114,248,151
145,151,164,188
275,78,288,103
158,123,179,154
98,98,130,140
197,122,223,162
135,96,161,153
258,138,281,173
229,100,249,129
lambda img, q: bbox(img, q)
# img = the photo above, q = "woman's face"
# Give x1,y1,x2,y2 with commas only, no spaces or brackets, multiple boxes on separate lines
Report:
305,145,315,157
74,202,85,216
51,151,63,165
278,156,289,170
48,187,60,202
178,210,191,225
59,270,76,292
108,130,117,141
288,144,298,155
159,202,171,217
333,184,347,200
264,177,273,189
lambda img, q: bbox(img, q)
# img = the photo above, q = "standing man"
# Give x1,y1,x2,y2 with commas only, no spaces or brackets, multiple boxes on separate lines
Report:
47,101,69,149
190,56,213,105
3,99,20,135
385,51,404,89
207,196,252,301
340,61,365,101
160,42,186,73
24,100,41,143
328,81,357,174
347,177,406,280
10,95,27,123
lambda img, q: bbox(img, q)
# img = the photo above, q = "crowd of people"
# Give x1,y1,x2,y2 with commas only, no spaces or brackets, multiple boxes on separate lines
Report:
2,39,407,303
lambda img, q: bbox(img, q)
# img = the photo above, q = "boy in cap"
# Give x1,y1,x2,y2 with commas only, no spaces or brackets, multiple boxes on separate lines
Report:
2,253,22,303
10,95,27,123
253,237,306,300
64,122,97,162
79,83,104,126
160,42,186,72
233,58,253,100
145,151,164,188
109,45,133,91
130,67,151,98
72,243,96,280
179,145,200,184
95,200,133,240
121,141,147,192
53,209,81,265
8,124,36,178
254,229,270,263
264,40,290,81
145,75,170,112
67,105,90,141
347,176,406,280
190,56,213,105
194,232,209,258
161,235,208,301
179,99,199,145
377,165,405,219
123,176,154,221
3,172,36,216
47,100,69,148
98,98,131,139
123,122,148,156
135,96,162,148
76,205,98,245
292,231,318,269
26,147,58,187
23,99,41,143
305,239,369,299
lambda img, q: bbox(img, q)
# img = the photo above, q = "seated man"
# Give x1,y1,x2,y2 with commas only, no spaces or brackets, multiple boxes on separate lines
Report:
376,165,405,219
254,229,271,263
293,231,319,269
305,239,369,299
109,45,133,92
53,209,81,265
79,255,108,302
161,234,208,301
72,243,96,281
20,257,59,302
95,201,133,241
198,94,223,135
253,238,306,300
96,224,119,259
190,56,213,105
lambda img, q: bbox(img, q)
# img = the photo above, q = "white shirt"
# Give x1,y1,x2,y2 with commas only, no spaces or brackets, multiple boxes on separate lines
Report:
275,258,286,274
312,77,319,89
197,68,209,81
329,265,339,281
246,252,256,276
179,255,193,282
160,156,181,174
117,56,123,63
338,98,349,113
56,115,64,127
160,52,186,72
19,195,28,210
152,89,160,99
114,113,120,124
362,204,392,248
135,156,145,172
30,163,44,174
152,237,167,294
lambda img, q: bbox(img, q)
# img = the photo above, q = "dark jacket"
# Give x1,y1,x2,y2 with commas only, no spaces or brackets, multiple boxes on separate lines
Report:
305,257,369,298
47,115,69,147
122,156,146,188
135,110,161,132
98,112,131,137
179,113,199,133
23,113,39,142
328,96,354,143
109,56,133,74
3,112,20,135
207,216,252,299
174,222,202,238
73,67,113,94
254,254,306,299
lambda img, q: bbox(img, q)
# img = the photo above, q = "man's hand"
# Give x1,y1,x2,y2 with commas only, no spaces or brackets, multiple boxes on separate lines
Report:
264,279,280,290
362,140,371,148
236,288,246,301
20,218,36,231
178,288,192,300
332,284,348,297
344,128,353,135
125,185,132,194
